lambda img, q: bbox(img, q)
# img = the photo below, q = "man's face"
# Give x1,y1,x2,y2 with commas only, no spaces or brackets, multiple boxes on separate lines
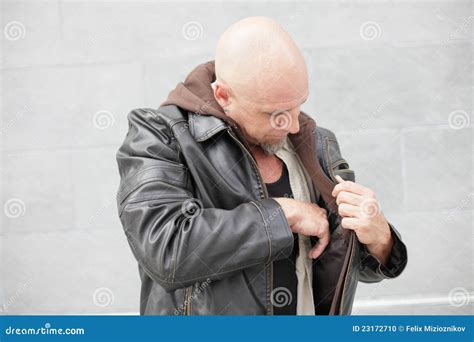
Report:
212,61,309,151
228,91,308,150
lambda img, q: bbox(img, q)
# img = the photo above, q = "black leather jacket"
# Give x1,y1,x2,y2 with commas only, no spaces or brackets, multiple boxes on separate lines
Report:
116,104,408,315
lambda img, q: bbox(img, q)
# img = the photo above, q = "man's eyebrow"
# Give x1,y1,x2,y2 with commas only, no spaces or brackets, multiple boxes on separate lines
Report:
264,95,309,113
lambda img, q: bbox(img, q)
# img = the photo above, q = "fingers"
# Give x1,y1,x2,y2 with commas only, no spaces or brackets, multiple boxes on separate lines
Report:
337,203,360,218
332,177,374,198
308,230,330,259
340,217,361,231
336,191,363,206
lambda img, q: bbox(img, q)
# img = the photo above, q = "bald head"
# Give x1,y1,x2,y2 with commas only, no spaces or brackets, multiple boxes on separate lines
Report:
212,17,308,149
214,16,308,106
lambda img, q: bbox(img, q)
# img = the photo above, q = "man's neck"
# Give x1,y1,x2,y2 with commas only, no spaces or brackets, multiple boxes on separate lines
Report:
249,145,283,183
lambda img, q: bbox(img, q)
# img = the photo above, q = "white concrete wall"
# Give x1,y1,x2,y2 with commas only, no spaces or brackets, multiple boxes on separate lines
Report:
1,0,472,315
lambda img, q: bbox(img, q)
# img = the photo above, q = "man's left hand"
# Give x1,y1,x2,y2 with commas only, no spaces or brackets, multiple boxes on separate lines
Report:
332,175,394,265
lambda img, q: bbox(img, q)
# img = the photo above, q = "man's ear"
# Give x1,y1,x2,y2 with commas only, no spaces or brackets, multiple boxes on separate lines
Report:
211,80,231,110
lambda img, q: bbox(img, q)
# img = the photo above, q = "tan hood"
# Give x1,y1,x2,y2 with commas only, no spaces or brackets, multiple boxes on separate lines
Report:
160,60,229,122
160,60,252,147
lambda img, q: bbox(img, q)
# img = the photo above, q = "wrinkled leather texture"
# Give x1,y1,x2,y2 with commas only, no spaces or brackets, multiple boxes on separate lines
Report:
116,105,408,315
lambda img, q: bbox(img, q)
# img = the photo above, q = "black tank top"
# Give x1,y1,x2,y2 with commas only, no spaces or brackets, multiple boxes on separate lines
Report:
265,162,298,315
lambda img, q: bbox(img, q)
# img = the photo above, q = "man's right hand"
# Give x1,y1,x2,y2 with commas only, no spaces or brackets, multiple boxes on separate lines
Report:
273,197,330,260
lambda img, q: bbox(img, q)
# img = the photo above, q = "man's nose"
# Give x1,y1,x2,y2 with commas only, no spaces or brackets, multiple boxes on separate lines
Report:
288,110,300,134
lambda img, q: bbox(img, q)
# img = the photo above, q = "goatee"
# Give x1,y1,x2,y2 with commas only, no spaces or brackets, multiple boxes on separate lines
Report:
259,138,286,155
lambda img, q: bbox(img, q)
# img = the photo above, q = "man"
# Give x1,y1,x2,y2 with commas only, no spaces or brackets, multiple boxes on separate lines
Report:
116,16,407,315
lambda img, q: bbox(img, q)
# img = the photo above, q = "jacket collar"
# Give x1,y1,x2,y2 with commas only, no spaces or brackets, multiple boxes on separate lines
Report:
188,112,229,142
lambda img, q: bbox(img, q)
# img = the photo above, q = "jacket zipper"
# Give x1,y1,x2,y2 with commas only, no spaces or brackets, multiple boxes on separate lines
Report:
183,285,193,315
226,129,274,315
323,134,355,314
339,234,356,311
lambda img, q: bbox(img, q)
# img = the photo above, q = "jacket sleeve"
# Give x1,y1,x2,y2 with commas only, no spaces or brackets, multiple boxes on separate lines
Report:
358,222,408,283
116,108,294,292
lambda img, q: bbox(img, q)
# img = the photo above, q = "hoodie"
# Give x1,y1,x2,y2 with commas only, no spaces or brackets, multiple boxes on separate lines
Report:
161,61,225,120
160,61,252,148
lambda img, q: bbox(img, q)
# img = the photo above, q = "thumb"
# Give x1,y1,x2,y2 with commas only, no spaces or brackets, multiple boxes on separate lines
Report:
308,242,325,260
307,231,330,259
